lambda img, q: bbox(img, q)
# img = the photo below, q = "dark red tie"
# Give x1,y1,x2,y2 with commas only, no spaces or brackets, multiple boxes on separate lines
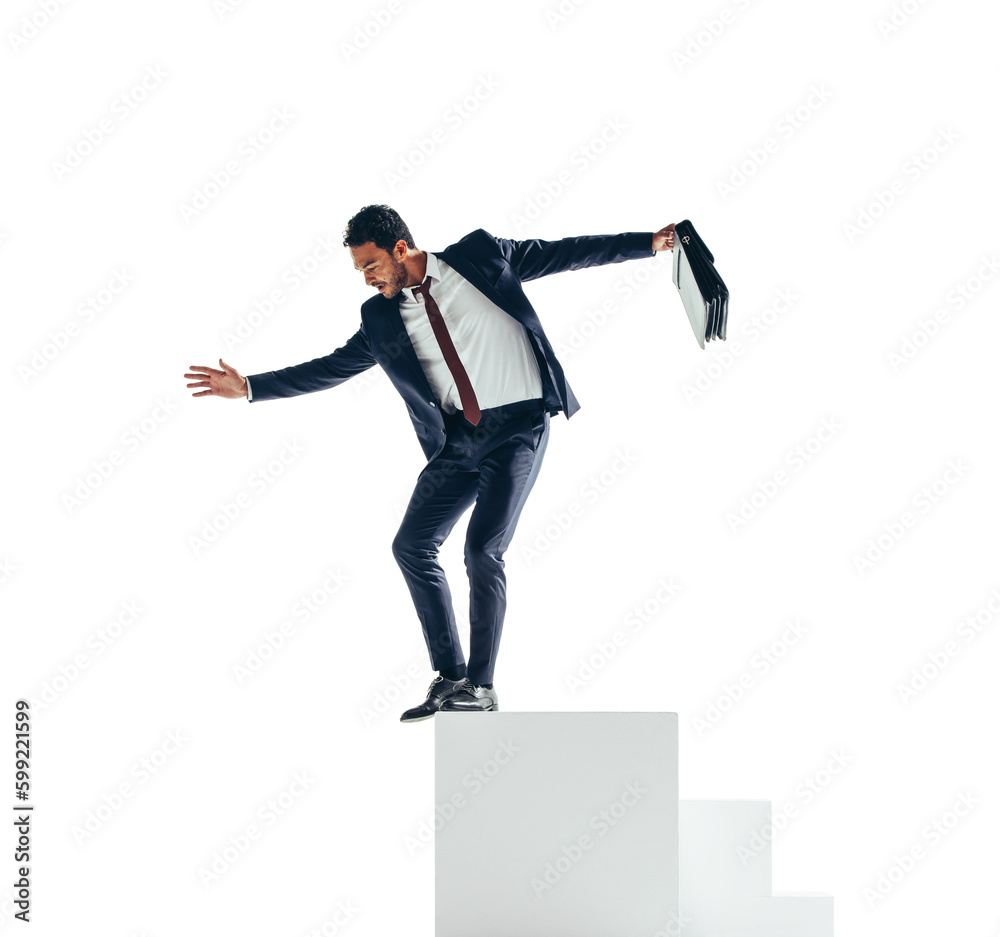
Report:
412,277,481,426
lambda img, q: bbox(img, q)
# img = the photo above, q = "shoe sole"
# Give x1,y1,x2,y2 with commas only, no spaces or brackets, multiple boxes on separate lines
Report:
400,712,435,723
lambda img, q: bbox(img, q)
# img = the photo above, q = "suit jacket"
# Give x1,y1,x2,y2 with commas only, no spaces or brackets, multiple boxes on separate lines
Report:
247,228,654,461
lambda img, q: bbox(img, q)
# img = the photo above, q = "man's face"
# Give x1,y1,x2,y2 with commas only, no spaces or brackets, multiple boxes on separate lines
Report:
350,240,409,298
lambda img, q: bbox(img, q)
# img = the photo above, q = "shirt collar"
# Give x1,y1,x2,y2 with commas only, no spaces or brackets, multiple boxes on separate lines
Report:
405,251,439,301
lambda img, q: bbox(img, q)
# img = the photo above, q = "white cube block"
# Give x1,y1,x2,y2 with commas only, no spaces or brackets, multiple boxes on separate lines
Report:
436,712,679,937
680,893,834,937
679,800,772,898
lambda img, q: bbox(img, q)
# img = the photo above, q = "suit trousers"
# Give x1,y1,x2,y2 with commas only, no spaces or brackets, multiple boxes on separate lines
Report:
391,398,550,685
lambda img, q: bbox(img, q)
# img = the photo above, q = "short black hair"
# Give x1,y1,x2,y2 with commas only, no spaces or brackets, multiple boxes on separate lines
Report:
343,204,416,253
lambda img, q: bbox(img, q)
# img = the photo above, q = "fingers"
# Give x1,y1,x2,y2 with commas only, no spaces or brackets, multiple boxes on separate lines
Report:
187,379,216,397
185,360,239,398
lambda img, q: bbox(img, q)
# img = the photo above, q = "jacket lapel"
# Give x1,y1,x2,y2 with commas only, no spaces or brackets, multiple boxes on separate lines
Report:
437,245,507,309
364,292,436,399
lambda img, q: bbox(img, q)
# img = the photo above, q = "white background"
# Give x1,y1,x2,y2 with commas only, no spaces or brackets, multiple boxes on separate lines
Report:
2,0,999,934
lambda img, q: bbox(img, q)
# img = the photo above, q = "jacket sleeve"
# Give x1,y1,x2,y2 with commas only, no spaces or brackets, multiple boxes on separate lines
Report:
245,325,376,402
487,230,655,282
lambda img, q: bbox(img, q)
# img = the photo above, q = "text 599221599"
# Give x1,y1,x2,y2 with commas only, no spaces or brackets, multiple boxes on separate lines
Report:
13,700,32,922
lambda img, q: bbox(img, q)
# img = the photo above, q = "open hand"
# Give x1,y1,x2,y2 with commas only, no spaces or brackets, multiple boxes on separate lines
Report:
184,359,248,398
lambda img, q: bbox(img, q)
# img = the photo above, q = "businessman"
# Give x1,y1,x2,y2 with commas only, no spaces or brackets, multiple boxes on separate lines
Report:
186,205,675,722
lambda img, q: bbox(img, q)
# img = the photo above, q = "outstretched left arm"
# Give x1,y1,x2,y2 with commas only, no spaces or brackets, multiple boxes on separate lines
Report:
492,224,675,282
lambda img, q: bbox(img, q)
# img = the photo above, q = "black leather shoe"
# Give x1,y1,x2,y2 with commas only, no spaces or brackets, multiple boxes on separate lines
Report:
400,675,465,723
438,679,499,712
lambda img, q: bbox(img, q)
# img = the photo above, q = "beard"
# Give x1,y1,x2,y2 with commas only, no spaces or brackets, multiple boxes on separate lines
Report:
379,257,410,298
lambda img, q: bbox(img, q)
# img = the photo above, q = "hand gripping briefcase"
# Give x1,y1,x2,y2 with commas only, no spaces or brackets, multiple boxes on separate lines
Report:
671,219,729,349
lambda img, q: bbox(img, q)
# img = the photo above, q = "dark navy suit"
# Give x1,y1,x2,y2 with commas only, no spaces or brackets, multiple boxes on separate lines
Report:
248,228,654,683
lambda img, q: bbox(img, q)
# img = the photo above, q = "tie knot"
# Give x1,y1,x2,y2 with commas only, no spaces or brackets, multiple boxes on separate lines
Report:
412,277,432,299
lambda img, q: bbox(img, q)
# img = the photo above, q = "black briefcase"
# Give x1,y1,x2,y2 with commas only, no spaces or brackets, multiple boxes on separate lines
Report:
671,219,729,348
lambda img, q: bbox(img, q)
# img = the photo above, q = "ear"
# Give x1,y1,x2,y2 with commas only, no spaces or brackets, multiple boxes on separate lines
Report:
393,238,409,261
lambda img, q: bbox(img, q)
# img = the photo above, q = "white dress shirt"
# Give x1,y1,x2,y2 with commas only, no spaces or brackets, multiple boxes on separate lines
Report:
398,251,543,414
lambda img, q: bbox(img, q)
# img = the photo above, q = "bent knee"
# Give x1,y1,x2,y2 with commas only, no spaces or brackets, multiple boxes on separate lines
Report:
464,539,504,568
393,531,437,563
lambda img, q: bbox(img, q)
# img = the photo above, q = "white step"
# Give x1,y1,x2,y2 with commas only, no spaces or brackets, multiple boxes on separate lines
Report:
679,800,772,898
435,712,679,937
679,893,834,937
